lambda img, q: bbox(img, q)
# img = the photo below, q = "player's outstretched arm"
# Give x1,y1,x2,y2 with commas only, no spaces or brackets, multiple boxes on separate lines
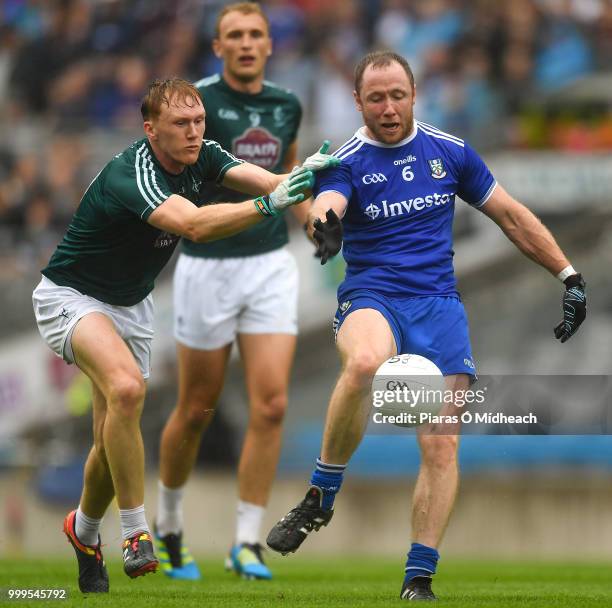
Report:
480,183,586,341
222,162,287,197
221,140,340,197
147,169,313,243
480,184,570,271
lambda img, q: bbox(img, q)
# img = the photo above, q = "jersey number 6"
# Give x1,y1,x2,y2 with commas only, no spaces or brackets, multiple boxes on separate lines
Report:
402,166,414,182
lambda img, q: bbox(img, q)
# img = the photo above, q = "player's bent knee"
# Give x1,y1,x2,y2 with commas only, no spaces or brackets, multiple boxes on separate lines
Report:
107,375,146,417
252,394,287,428
344,351,384,389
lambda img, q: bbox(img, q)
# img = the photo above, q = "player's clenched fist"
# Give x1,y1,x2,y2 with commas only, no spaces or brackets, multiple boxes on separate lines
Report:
554,273,586,343
313,209,343,265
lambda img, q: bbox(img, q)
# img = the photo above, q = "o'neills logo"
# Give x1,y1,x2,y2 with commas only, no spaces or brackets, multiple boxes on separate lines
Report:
233,127,281,169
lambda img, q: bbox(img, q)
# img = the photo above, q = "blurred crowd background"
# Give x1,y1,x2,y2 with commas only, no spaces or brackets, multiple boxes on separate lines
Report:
1,0,612,282
1,0,612,558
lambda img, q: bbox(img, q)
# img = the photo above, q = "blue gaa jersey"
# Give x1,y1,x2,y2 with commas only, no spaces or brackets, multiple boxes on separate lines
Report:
313,120,497,299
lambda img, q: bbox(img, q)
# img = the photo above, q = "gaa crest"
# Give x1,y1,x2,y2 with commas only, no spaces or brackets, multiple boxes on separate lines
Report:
428,158,446,179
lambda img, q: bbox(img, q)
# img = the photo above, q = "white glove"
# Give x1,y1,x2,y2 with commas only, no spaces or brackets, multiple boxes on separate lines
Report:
254,168,314,217
300,140,341,172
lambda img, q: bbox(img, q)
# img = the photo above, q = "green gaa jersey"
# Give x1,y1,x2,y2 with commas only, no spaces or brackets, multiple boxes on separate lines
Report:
182,73,302,258
42,138,241,306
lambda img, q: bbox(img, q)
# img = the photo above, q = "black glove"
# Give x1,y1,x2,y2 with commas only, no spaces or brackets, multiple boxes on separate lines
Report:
554,273,586,343
313,209,343,265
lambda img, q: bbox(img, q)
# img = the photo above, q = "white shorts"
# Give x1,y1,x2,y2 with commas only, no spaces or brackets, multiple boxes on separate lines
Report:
173,248,298,350
32,276,154,379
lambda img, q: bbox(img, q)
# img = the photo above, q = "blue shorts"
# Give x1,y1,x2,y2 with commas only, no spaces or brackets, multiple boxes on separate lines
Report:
333,289,476,377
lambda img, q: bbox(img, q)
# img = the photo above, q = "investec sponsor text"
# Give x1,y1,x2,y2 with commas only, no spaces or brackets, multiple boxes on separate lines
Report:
365,191,455,220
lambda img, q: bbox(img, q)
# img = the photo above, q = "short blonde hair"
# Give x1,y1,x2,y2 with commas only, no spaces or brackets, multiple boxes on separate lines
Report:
215,2,269,38
141,78,201,120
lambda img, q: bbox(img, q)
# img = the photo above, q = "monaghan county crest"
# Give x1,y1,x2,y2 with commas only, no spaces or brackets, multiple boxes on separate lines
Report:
428,158,447,179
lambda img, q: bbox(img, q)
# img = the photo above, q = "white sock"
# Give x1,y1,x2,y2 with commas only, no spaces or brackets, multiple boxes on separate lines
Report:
119,505,150,540
156,480,184,537
236,500,265,545
75,506,102,546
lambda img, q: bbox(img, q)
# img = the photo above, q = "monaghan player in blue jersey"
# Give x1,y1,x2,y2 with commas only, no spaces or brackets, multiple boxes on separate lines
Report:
266,52,587,601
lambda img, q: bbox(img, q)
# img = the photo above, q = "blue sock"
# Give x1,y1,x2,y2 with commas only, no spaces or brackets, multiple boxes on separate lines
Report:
309,458,345,510
404,542,440,582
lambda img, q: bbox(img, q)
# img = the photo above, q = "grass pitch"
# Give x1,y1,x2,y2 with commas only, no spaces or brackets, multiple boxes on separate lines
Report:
1,556,611,607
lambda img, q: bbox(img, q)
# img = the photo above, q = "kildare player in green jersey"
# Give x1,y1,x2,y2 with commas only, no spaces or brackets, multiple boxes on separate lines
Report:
32,77,337,594
155,3,309,581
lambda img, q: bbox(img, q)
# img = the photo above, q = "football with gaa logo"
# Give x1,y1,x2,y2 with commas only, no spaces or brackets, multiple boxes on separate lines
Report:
371,354,445,427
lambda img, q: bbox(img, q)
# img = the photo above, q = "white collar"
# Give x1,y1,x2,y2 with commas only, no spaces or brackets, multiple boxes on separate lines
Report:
355,120,418,148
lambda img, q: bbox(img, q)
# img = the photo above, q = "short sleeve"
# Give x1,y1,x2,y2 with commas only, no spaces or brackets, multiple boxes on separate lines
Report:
105,155,172,221
313,162,352,202
199,139,243,184
458,142,497,208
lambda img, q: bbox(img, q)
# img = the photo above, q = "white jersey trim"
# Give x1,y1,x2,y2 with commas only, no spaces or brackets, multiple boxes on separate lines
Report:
203,139,243,181
193,74,220,88
315,189,349,202
417,122,465,148
262,79,294,95
416,120,464,144
354,121,418,148
473,181,498,208
205,139,241,163
143,150,170,201
135,143,164,211
332,136,359,158
337,140,365,160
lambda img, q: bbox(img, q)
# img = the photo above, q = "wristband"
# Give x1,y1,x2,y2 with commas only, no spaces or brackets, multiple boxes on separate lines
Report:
556,265,576,283
254,196,275,217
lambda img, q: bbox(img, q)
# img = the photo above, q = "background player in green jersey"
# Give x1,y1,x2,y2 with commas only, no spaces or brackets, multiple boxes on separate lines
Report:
155,3,309,582
32,77,337,594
